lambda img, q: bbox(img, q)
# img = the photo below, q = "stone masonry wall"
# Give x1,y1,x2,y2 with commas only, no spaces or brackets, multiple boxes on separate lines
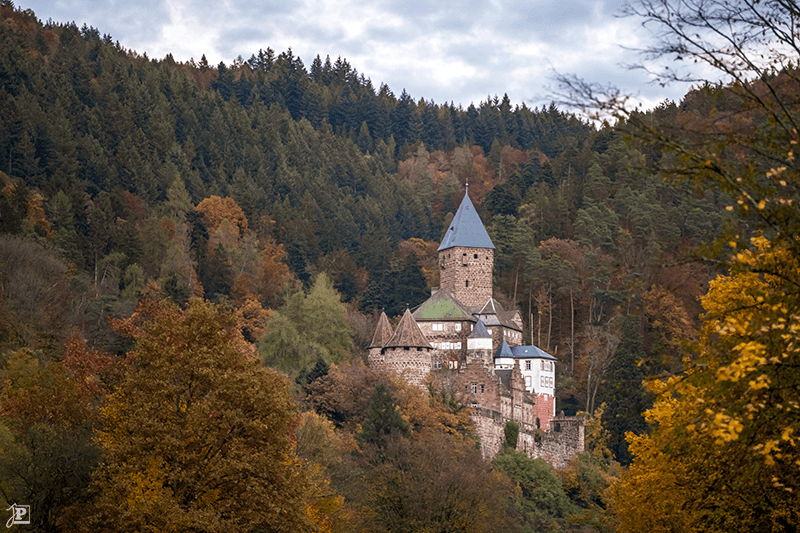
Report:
439,246,494,308
471,407,585,469
378,346,433,390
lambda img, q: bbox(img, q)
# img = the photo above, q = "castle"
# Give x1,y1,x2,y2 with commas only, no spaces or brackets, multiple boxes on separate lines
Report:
368,187,584,467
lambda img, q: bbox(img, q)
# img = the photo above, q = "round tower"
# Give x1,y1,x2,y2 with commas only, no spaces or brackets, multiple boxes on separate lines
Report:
378,309,433,390
466,319,493,368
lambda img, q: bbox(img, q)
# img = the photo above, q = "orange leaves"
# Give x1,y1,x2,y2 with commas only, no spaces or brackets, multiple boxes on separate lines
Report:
195,195,248,238
63,334,123,399
258,236,292,305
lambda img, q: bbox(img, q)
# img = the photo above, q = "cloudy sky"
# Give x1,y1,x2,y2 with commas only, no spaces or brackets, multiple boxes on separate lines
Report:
18,0,694,110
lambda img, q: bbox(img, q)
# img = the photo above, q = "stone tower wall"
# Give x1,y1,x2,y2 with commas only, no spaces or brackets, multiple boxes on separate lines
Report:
379,346,433,389
439,246,494,308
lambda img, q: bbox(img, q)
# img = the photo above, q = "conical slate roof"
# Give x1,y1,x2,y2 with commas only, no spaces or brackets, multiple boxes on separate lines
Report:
468,319,492,339
494,339,515,359
384,308,432,349
438,188,495,251
370,311,394,348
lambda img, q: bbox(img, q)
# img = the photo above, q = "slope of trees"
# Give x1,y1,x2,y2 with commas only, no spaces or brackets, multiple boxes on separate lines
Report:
4,0,797,530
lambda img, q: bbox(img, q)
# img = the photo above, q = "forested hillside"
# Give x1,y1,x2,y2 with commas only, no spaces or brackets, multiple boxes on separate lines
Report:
4,0,797,531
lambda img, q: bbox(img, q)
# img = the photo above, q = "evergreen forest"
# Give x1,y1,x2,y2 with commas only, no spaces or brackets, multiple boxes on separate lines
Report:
1,0,798,531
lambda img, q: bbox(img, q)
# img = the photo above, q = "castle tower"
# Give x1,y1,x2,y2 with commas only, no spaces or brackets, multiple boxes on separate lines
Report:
466,319,493,368
368,311,394,368
438,186,495,308
379,308,433,389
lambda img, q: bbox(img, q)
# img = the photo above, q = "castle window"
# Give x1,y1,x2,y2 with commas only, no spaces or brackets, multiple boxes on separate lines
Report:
471,382,477,393
455,323,461,331
525,360,531,370
480,384,485,393
432,323,443,331
472,402,477,408
525,376,531,387
465,280,469,287
473,253,478,259
433,360,442,370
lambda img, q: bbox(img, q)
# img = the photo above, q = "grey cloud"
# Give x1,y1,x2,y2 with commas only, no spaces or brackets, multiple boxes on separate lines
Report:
18,0,685,110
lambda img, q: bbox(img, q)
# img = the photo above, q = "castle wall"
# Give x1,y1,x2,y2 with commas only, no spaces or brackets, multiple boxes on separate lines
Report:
378,346,433,389
517,415,585,469
471,407,585,469
460,364,504,412
439,246,494,308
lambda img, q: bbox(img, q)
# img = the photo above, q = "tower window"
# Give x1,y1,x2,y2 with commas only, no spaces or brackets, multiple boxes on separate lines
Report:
473,253,478,259
465,280,469,287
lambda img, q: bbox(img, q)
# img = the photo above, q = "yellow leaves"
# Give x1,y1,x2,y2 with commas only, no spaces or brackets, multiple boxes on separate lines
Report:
126,458,169,509
710,412,743,444
766,166,787,178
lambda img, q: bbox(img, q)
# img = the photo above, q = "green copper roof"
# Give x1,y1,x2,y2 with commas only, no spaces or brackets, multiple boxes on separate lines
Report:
413,290,475,321
438,188,495,251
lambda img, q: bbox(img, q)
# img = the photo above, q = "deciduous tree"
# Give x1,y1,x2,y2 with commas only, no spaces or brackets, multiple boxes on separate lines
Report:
71,298,313,532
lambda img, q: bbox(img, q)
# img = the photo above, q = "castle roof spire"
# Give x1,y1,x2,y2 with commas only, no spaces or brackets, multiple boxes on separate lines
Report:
369,311,394,349
438,187,494,252
384,308,432,349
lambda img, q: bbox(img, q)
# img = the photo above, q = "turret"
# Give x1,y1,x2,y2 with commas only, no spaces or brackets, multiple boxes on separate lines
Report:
368,311,394,368
379,309,433,390
466,319,493,368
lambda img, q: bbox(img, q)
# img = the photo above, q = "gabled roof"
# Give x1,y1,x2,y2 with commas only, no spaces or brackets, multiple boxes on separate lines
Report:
510,345,557,361
477,298,501,315
413,289,476,322
438,188,495,251
369,311,394,349
468,319,492,339
475,298,523,332
384,308,432,349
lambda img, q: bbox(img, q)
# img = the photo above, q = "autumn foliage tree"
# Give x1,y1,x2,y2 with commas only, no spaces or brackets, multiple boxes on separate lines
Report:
70,298,313,532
